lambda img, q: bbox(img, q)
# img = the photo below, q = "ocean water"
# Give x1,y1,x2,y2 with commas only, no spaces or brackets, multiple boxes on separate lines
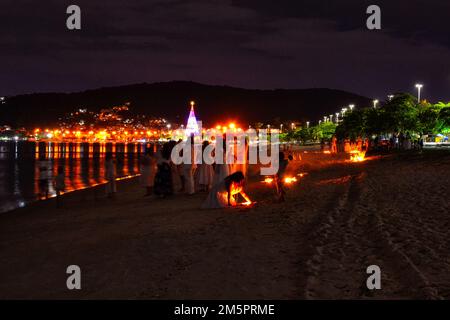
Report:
0,141,145,213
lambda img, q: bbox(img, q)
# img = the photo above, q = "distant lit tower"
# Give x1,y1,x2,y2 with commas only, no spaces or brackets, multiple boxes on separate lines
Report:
185,101,200,137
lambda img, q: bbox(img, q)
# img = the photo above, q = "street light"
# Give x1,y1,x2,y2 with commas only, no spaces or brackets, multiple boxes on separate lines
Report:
349,104,355,111
373,99,379,108
335,112,340,123
280,124,283,132
306,121,310,128
388,95,394,101
329,115,333,122
415,83,423,102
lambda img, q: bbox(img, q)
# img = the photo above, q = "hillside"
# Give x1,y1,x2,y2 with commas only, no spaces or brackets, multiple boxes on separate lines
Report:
0,81,372,127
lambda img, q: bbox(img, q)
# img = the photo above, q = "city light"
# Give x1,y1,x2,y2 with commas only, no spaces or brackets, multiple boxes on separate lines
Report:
415,83,423,102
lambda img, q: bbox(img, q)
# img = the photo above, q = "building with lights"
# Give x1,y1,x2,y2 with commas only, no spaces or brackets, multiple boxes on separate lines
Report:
184,101,200,138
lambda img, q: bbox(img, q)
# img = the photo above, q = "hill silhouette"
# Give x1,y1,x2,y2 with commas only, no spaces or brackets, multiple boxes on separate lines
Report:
1,81,372,127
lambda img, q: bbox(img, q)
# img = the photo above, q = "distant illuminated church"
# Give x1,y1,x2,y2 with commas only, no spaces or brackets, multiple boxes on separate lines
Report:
185,101,200,137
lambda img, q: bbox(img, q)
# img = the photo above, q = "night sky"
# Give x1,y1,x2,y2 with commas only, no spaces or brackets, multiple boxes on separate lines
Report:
1,0,449,101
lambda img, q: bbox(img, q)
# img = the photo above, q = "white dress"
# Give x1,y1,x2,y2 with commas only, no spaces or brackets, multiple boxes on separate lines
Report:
212,163,230,186
202,180,229,209
198,163,214,188
183,146,197,194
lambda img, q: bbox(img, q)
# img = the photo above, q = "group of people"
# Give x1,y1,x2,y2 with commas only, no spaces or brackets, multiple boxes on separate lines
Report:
104,139,252,208
321,134,426,155
324,137,370,154
38,138,294,209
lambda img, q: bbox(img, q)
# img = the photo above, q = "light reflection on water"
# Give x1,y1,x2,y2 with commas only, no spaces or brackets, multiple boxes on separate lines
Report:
0,141,149,213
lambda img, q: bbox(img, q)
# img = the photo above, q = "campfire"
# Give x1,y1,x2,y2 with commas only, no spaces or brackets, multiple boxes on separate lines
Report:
349,150,366,162
230,183,254,206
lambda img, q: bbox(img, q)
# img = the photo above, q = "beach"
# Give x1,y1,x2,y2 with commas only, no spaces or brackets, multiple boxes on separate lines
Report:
1,150,449,299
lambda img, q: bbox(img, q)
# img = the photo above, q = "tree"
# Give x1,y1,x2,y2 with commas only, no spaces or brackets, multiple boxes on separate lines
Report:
336,109,366,139
313,122,336,141
382,93,420,134
418,103,442,135
438,106,450,134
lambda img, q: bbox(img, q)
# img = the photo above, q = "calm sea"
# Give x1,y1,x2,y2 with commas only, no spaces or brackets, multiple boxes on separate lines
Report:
0,141,149,213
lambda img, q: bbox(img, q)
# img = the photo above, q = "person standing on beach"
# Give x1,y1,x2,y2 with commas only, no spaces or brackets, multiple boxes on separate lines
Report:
54,165,65,207
212,138,230,186
275,152,291,202
105,152,117,198
154,143,174,197
183,136,197,195
198,141,214,192
331,136,337,154
38,155,50,199
140,146,157,196
176,139,186,192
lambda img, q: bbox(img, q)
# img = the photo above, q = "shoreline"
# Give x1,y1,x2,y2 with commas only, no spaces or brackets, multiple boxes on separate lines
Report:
0,174,141,216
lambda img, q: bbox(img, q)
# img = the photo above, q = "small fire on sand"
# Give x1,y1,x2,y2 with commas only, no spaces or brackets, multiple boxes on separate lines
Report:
262,176,298,184
230,184,253,206
284,177,297,184
349,150,366,162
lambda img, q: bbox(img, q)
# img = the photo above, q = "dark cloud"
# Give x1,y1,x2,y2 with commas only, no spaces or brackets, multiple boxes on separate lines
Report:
0,0,449,102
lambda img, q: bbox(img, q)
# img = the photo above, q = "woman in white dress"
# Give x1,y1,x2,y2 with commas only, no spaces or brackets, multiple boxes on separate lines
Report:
183,137,197,195
198,141,215,191
140,146,157,196
202,171,250,209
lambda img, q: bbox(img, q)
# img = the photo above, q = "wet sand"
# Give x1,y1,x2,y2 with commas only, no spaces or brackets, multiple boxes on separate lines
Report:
0,150,449,299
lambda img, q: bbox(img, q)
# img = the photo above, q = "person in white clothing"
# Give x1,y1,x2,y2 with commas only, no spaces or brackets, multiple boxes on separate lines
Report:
198,141,215,191
183,137,197,195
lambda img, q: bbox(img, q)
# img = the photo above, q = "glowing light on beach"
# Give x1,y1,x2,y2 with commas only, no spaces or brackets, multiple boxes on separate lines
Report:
228,183,253,206
349,150,366,162
263,177,274,184
284,177,297,184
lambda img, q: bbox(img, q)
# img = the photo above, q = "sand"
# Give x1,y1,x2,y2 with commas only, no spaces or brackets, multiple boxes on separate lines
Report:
0,150,449,299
